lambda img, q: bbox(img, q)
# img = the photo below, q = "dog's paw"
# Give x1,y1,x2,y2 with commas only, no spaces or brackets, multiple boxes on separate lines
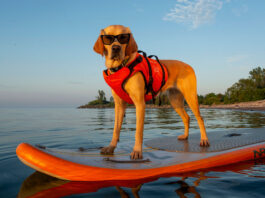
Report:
100,145,115,155
130,150,143,160
200,139,210,147
178,134,189,140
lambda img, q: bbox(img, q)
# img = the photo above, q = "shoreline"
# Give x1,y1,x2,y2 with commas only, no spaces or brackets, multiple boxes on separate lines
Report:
200,100,265,111
78,100,265,111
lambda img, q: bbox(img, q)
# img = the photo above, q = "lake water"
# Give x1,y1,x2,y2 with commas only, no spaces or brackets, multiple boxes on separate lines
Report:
0,107,265,197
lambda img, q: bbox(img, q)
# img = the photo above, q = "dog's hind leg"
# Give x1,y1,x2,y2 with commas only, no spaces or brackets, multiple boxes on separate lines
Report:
167,88,190,140
177,75,209,147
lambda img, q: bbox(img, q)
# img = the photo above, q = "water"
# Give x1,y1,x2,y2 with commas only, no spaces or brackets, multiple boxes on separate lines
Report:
0,107,265,197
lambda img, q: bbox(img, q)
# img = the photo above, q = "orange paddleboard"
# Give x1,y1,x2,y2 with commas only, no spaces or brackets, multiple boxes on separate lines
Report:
16,128,265,181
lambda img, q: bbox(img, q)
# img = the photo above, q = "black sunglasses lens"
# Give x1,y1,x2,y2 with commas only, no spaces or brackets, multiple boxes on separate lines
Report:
102,34,130,45
102,35,114,45
117,34,130,44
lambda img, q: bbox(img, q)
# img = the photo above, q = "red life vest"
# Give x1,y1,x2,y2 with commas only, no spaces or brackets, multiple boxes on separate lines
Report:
103,52,168,104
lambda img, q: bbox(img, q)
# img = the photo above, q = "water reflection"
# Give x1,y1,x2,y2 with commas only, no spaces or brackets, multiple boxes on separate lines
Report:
85,108,265,137
10,108,265,198
18,159,265,198
166,180,202,198
144,109,265,138
197,109,265,129
96,109,107,126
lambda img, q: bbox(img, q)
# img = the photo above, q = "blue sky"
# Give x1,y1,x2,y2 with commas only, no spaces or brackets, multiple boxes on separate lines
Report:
0,0,265,107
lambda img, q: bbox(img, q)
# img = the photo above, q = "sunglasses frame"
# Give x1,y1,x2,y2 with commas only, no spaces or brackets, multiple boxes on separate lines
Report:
101,33,131,45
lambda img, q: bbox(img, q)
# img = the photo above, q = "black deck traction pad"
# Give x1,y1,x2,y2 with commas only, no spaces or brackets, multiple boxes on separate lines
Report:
144,128,265,153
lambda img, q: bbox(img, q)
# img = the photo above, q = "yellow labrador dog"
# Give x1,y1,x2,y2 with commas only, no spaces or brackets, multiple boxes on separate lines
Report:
93,25,209,159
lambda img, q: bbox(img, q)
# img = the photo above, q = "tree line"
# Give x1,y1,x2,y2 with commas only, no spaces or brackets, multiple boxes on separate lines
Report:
199,67,264,105
85,90,114,106
84,67,264,107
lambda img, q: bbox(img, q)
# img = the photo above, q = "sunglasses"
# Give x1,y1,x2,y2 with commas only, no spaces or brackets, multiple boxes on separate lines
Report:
101,34,130,45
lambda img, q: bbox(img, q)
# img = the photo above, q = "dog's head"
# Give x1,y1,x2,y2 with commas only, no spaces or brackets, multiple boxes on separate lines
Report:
93,25,138,69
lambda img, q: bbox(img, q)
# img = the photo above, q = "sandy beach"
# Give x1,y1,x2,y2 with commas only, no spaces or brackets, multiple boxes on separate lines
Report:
79,100,265,111
200,99,265,111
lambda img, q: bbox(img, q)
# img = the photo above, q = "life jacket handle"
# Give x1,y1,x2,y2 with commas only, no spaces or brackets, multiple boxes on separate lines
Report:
147,55,166,91
137,50,156,104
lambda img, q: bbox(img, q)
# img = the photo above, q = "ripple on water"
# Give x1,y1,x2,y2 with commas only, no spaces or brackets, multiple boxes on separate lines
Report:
0,108,264,198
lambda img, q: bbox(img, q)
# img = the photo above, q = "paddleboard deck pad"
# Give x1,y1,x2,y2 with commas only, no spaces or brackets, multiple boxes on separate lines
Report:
16,128,265,181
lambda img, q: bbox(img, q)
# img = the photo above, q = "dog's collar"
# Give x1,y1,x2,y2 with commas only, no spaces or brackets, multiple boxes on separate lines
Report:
109,58,129,73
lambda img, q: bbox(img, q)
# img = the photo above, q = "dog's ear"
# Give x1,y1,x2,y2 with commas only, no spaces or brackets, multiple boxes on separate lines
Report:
93,29,104,56
125,29,138,56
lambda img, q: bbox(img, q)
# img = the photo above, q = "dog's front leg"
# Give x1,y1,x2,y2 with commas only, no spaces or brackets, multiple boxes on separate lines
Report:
131,99,145,159
100,90,126,155
125,73,146,159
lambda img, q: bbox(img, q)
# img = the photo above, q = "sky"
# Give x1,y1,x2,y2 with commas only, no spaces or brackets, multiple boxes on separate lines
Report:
0,0,265,107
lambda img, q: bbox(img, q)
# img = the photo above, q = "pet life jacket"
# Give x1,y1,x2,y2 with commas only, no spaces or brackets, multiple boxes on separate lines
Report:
103,51,168,104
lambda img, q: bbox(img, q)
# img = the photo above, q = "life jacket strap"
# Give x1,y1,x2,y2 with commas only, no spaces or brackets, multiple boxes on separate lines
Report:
147,55,166,92
138,50,166,104
109,58,130,73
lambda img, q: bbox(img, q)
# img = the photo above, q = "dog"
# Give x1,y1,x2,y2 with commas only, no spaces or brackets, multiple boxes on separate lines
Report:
93,25,209,159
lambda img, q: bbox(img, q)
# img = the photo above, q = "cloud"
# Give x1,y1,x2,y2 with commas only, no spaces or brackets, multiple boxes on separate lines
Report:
163,0,230,29
132,4,144,13
226,54,248,63
68,81,85,85
0,84,15,89
136,7,144,13
232,4,248,17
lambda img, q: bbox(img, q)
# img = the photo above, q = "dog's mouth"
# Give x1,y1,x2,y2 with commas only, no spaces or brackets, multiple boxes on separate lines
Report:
111,54,120,61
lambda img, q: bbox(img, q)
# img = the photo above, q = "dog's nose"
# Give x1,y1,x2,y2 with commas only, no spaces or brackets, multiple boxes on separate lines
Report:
112,45,121,53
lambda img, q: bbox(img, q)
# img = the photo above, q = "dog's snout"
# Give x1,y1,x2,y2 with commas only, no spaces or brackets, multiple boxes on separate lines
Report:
112,45,121,53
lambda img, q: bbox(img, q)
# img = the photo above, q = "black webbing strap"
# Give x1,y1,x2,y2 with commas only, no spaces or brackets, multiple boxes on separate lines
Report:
121,55,143,93
104,157,151,163
138,50,156,104
127,55,142,71
104,55,142,76
148,55,166,91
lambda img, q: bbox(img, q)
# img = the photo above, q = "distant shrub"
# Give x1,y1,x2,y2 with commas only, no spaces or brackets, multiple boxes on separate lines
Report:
198,67,265,105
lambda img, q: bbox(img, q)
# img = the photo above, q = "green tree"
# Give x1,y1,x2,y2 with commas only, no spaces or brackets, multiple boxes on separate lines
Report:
249,67,265,88
88,90,108,105
198,95,204,104
153,94,170,106
96,90,107,104
203,93,218,105
109,96,114,107
224,67,265,103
